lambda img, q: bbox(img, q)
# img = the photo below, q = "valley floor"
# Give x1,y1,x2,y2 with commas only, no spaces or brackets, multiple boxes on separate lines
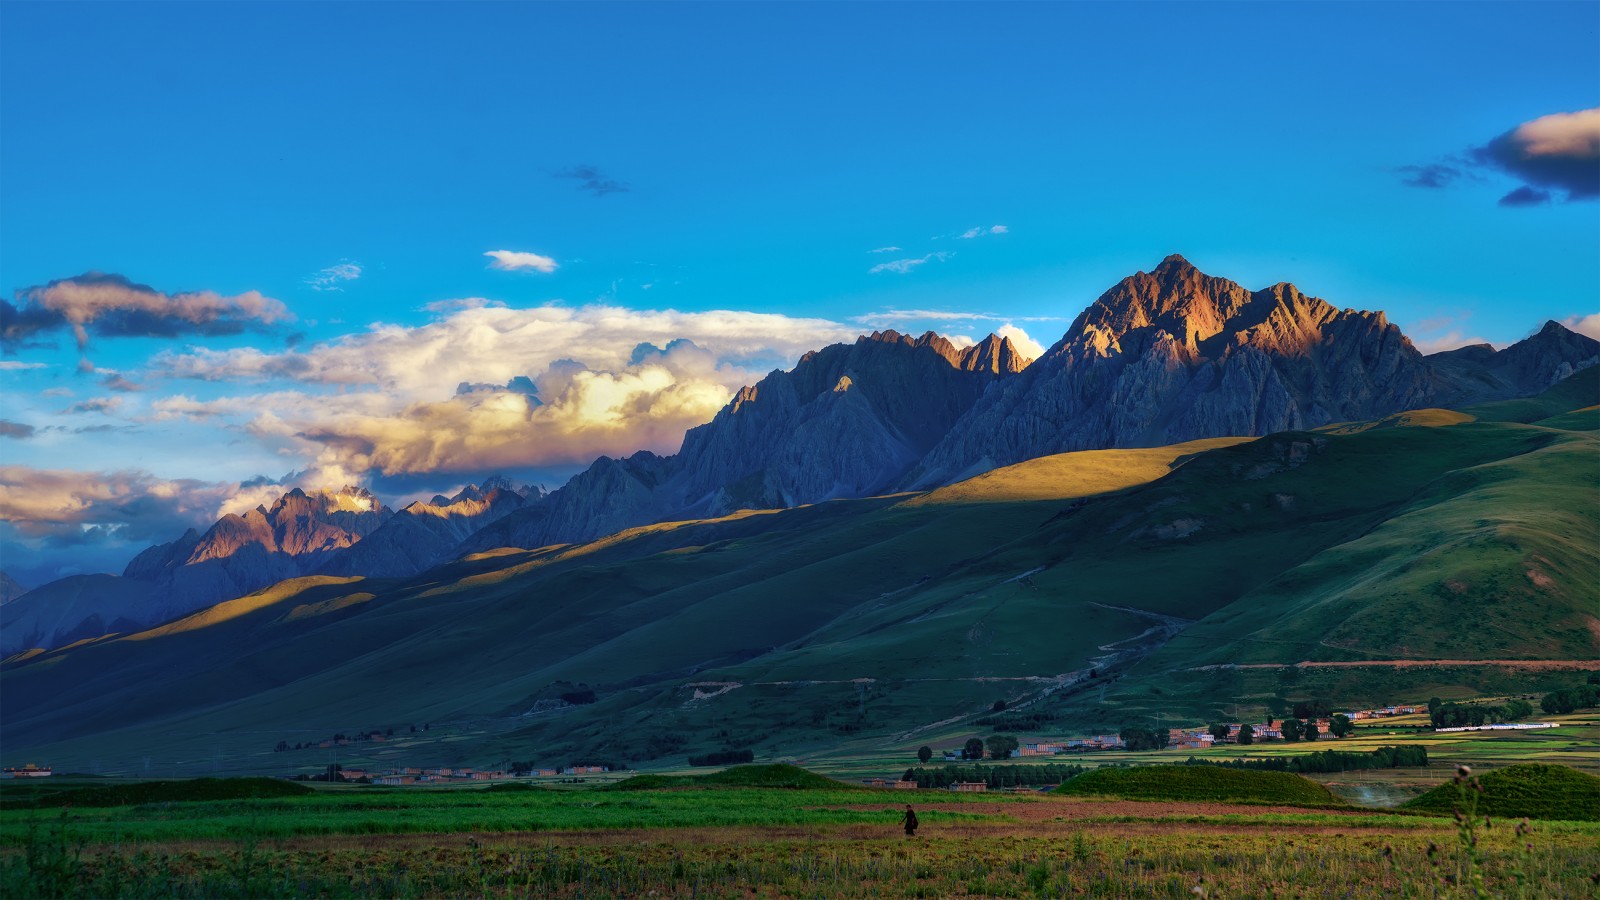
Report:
4,791,1598,898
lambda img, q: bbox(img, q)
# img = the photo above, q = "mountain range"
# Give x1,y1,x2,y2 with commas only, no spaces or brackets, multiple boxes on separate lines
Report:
2,255,1596,687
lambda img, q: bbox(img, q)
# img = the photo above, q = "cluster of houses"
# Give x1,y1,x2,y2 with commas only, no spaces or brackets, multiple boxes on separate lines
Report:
355,764,611,785
0,764,52,779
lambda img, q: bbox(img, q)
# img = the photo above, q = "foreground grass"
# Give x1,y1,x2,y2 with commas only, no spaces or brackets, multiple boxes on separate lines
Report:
4,817,1598,898
0,786,1011,846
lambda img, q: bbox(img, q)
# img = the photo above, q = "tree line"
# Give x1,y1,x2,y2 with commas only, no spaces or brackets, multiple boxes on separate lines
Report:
1183,744,1428,774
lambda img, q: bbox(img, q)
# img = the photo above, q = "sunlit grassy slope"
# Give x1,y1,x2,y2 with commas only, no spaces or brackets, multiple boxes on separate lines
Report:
2,375,1595,774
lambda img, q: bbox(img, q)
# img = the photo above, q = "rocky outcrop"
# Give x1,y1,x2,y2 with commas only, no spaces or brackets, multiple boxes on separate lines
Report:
908,255,1598,486
319,478,541,577
1426,320,1600,404
1,487,392,656
459,330,1032,553
0,570,30,606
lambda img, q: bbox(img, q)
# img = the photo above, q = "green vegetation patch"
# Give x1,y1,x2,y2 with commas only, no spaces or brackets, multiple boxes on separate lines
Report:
1405,764,1600,821
1054,765,1341,806
4,777,312,809
610,763,856,791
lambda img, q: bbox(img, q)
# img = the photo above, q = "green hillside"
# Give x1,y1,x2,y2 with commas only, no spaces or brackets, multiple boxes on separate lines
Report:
1405,764,1600,821
1053,765,1340,806
1,376,1595,776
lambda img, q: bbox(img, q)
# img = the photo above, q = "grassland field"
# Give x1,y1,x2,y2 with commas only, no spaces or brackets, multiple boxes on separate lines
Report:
4,777,1599,897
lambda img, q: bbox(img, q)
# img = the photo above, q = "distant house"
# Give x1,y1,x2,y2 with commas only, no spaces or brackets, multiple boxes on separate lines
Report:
340,769,368,781
864,777,890,788
0,764,51,778
536,768,559,777
893,780,918,790
375,775,415,785
951,782,987,793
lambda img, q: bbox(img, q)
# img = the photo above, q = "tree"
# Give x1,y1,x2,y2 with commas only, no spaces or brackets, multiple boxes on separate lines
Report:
1238,724,1255,746
991,699,1007,712
917,745,933,764
963,737,985,761
1208,723,1230,744
1328,714,1353,738
1428,697,1443,715
1301,720,1319,742
1282,718,1303,742
986,735,1019,760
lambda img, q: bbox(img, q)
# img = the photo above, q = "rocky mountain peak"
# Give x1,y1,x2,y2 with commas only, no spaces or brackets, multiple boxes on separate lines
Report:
957,334,1031,374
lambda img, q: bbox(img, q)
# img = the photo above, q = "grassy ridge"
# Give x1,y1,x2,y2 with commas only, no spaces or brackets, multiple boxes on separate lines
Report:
1405,764,1600,821
1053,765,1342,806
2,777,311,809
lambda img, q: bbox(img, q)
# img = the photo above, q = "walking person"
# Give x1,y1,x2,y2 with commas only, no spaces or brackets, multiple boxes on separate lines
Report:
900,804,919,837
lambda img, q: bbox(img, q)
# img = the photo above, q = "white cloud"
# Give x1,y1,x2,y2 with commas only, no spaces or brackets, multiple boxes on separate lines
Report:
854,309,1065,328
484,250,558,273
1511,108,1600,159
868,246,902,254
995,324,1045,359
65,396,124,416
422,297,506,314
869,252,951,275
1404,313,1495,355
6,273,291,350
147,303,863,481
1411,331,1494,355
0,465,254,544
957,225,1009,239
0,361,48,371
306,260,363,291
1562,313,1600,341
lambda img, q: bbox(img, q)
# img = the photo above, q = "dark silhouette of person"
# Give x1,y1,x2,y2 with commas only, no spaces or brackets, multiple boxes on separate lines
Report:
900,804,919,836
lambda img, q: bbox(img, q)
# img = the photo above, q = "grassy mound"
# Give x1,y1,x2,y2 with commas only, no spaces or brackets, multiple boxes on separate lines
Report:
5,777,312,809
611,764,854,791
1053,765,1341,806
1404,764,1600,822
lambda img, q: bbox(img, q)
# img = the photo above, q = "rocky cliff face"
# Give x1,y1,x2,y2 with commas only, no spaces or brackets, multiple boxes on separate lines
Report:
458,331,1032,554
318,478,540,577
0,570,31,606
909,255,1598,486
129,487,392,621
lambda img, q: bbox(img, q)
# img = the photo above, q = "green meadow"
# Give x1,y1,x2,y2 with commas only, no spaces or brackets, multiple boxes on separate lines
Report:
5,762,1600,898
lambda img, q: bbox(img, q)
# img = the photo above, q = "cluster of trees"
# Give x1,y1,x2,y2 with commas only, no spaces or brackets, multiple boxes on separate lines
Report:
1278,714,1354,741
1428,697,1534,728
901,763,1084,789
1118,726,1170,750
559,688,598,705
939,735,1021,761
687,749,754,767
273,727,404,752
1540,677,1600,715
1184,745,1428,774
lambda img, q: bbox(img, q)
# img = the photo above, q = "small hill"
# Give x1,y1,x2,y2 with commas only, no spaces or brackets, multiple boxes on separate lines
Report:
1404,764,1600,822
4,777,313,809
1053,765,1341,806
611,764,854,791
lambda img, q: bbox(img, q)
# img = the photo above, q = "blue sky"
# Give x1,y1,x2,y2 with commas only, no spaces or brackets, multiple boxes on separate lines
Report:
1,1,1597,581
